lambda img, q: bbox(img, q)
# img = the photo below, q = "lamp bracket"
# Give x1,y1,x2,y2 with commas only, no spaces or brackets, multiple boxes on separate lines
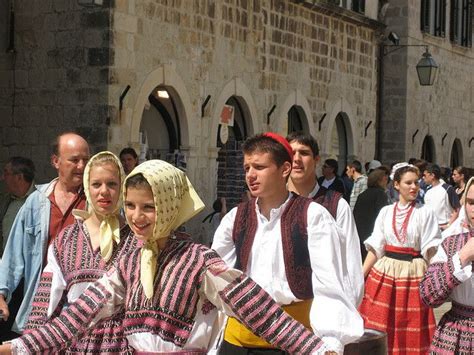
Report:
412,129,419,144
469,137,474,148
441,133,448,146
318,113,327,131
382,44,428,57
201,95,211,118
364,121,372,137
119,85,131,111
267,105,276,125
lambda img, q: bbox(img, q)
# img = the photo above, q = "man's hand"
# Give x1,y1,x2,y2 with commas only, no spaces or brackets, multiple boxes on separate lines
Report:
0,295,9,321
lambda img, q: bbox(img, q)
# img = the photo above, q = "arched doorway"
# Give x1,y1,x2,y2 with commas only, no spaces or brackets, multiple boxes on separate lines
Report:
421,135,436,163
287,105,309,134
139,85,185,169
329,113,350,175
216,96,251,209
450,138,463,168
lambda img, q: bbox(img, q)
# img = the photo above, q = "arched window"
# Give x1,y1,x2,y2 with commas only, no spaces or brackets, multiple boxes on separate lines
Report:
450,138,463,168
288,106,303,133
216,96,250,209
421,135,436,163
329,113,349,175
140,86,181,162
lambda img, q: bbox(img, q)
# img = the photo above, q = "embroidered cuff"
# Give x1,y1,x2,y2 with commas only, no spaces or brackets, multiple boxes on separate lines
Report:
452,252,472,282
320,336,344,354
11,339,28,355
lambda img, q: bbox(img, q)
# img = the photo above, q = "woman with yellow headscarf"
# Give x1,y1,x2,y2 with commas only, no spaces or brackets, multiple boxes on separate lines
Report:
2,160,331,355
20,151,136,354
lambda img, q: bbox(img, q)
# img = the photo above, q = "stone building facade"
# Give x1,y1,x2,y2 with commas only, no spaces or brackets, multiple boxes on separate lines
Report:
379,0,474,167
1,0,472,241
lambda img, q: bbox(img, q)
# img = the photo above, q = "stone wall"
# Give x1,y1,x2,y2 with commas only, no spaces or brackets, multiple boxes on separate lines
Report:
0,0,112,185
379,0,474,167
107,0,382,209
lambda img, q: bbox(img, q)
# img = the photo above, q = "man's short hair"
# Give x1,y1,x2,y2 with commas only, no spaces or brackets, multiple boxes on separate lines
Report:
348,160,363,174
324,159,338,174
50,131,83,156
242,134,292,167
286,131,319,157
425,163,441,180
120,147,138,159
8,156,35,183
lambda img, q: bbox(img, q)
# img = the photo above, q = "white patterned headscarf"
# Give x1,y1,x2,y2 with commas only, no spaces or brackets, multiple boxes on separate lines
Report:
124,160,205,299
73,151,125,261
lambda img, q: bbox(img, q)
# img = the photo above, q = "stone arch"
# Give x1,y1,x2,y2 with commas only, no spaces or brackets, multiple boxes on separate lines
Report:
209,78,259,147
274,90,314,136
128,64,194,149
324,97,357,160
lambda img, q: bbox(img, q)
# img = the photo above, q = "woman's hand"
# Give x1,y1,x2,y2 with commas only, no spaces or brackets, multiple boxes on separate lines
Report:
459,237,474,267
0,343,12,355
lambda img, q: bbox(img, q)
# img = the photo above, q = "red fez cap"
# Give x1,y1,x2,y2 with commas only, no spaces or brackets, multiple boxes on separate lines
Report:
262,132,293,162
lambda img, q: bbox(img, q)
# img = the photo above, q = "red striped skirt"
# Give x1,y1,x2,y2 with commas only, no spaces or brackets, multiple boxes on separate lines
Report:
430,301,474,354
359,246,435,354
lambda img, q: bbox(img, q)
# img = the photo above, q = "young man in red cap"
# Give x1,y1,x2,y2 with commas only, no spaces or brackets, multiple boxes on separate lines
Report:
212,133,363,354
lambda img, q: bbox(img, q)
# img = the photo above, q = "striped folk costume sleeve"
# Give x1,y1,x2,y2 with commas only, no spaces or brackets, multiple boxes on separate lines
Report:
419,234,467,307
12,270,123,354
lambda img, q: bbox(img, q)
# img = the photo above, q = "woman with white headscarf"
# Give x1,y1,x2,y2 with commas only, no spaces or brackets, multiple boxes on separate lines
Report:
2,160,330,354
420,176,474,354
21,151,136,353
359,163,441,354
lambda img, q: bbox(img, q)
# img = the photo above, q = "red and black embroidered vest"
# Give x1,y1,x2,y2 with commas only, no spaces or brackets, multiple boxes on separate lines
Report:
313,186,342,219
231,194,314,300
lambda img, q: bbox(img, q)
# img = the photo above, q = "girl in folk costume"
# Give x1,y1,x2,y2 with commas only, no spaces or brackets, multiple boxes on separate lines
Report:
359,163,441,354
0,160,330,354
420,177,474,354
22,151,136,353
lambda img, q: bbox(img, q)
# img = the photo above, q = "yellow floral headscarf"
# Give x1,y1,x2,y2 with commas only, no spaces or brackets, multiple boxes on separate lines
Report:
124,160,205,299
74,151,125,261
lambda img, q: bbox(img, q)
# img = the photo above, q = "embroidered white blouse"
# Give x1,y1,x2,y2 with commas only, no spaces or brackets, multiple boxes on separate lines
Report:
364,202,441,260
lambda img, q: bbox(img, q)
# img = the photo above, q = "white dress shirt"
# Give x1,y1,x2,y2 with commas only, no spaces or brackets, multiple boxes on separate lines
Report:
212,193,364,353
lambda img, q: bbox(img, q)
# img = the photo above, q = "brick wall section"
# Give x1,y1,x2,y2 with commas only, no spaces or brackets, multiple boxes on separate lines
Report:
0,1,14,192
0,0,112,184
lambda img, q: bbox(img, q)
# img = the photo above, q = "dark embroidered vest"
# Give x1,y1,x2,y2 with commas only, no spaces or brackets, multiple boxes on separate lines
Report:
232,195,314,299
313,186,342,219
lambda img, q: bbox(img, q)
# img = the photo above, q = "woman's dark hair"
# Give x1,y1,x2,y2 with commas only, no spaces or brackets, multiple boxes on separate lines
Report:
125,173,150,190
120,147,138,159
454,166,469,182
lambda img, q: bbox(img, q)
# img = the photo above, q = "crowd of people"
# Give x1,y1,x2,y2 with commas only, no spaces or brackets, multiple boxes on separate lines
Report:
0,130,472,354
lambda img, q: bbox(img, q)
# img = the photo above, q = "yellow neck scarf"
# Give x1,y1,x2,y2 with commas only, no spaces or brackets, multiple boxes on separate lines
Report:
124,160,205,299
74,151,125,261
